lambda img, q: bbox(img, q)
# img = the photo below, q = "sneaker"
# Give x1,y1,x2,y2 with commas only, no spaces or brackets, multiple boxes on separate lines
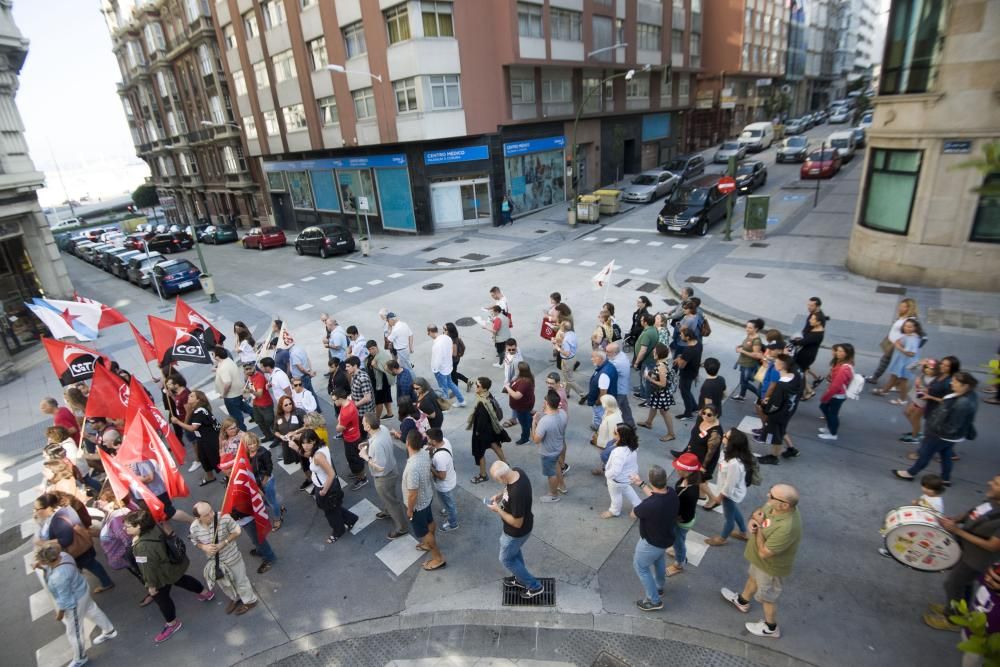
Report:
503,576,526,590
187,461,201,472
455,401,466,408
154,621,183,643
492,362,503,368
752,434,767,445
197,589,215,602
515,438,530,445
636,598,663,611
721,588,750,613
758,455,780,465
678,414,693,422
745,620,781,638
818,427,829,434
780,447,799,459
439,508,449,516
68,658,89,667
249,548,260,557
561,463,571,475
387,530,408,540
301,484,315,494
541,495,560,503
730,395,746,402
521,585,545,599
817,433,838,441
351,478,370,491
299,479,312,490
865,376,878,384
92,629,118,645
670,449,685,459
439,522,459,532
751,428,763,436
878,548,891,558
376,511,390,520
899,434,920,443
257,561,273,574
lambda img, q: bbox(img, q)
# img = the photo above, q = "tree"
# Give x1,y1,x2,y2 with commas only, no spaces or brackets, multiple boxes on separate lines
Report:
763,91,791,120
132,183,159,209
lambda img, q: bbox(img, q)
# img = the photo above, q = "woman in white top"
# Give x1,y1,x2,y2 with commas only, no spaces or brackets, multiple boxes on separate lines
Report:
233,321,257,365
867,298,918,384
592,394,623,460
705,429,754,546
601,424,641,518
295,430,358,544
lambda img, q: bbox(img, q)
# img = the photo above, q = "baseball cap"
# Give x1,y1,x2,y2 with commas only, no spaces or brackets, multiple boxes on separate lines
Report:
386,312,397,319
673,452,700,472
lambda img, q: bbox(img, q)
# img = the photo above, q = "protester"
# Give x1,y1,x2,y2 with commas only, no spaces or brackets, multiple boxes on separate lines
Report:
297,429,358,543
386,313,414,370
602,424,640,519
867,298,920,384
172,390,221,486
403,430,446,570
244,432,283,532
637,343,676,442
444,322,470,391
33,492,115,593
40,396,80,438
427,428,459,532
531,391,567,502
189,501,258,615
483,305,511,367
359,413,409,539
505,361,536,445
214,346,252,431
629,465,679,611
488,461,544,599
428,324,466,407
388,359,418,406
732,319,765,402
365,339,395,419
332,388,368,491
756,354,803,464
673,327,703,420
706,429,754,546
244,363,275,442
584,350,617,430
667,453,702,576
818,344,856,442
605,341,635,428
874,317,924,402
468,377,510,484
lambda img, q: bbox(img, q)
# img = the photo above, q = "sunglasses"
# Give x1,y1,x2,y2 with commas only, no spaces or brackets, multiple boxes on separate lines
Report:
768,492,789,505
701,410,715,417
292,383,302,387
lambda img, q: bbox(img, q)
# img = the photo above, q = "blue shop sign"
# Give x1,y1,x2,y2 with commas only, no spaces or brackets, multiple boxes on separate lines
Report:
424,145,490,165
264,154,408,172
502,136,565,158
641,113,670,141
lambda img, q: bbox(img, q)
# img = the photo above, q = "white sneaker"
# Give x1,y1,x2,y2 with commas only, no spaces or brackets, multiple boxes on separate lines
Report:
817,433,838,441
745,620,781,638
188,461,201,472
455,401,466,408
68,659,89,667
540,495,560,503
492,362,503,368
818,427,828,434
93,629,118,645
721,587,750,613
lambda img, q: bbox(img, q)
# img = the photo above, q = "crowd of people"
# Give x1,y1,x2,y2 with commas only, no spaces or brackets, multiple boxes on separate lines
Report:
28,285,993,666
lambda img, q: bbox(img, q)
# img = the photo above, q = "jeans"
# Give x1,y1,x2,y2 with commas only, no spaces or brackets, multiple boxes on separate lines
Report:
437,487,458,527
678,374,696,417
721,497,747,539
592,404,605,429
615,394,635,428
76,550,113,588
633,538,666,604
245,523,277,562
907,434,956,482
499,532,539,590
395,348,412,371
261,477,281,521
434,371,465,404
738,365,760,399
673,525,689,565
820,398,845,435
81,474,102,493
223,396,254,431
513,409,532,443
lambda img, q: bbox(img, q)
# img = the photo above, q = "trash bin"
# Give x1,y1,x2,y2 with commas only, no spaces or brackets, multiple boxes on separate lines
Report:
593,189,622,215
198,273,216,296
576,195,601,223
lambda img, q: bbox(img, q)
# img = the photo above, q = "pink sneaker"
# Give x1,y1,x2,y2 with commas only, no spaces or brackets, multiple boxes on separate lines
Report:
154,621,183,643
197,589,215,602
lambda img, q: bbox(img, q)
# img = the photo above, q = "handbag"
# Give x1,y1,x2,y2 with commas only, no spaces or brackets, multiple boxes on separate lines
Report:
60,516,94,558
315,477,344,511
879,336,894,355
212,513,225,581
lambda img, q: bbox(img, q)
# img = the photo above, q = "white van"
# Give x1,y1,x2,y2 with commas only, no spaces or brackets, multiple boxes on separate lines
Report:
828,131,857,162
738,122,775,151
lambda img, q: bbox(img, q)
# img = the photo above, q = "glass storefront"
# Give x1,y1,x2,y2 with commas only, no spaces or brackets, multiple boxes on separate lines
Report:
502,136,566,214
430,177,492,228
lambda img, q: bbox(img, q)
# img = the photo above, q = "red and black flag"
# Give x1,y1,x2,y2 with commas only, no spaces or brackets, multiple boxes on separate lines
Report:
174,297,226,348
148,315,214,366
85,362,130,423
41,338,108,386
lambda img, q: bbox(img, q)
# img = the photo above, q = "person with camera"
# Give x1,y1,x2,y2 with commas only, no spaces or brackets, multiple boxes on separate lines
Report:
188,501,258,615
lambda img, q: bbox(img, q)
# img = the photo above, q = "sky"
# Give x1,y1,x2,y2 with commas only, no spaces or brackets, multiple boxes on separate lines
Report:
12,0,149,208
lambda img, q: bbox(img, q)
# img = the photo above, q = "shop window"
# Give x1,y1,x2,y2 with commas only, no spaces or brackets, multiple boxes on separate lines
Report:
267,172,286,191
338,169,377,215
286,171,315,209
860,148,922,235
970,175,1000,244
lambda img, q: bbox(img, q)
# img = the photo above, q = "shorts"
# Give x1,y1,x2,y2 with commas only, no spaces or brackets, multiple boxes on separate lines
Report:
410,503,434,539
541,454,560,478
749,563,783,603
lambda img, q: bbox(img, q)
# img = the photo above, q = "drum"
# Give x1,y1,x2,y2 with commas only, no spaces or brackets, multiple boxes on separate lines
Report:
540,320,557,340
882,505,961,572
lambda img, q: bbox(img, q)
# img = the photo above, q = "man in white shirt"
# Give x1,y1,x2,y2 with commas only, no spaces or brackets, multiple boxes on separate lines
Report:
427,324,465,407
213,346,253,431
346,325,369,361
427,428,459,531
260,357,292,405
325,318,349,362
288,342,322,413
387,312,414,370
605,342,635,428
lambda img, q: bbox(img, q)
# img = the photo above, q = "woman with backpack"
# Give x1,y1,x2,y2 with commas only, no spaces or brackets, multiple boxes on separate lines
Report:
818,344,856,442
705,429,756,546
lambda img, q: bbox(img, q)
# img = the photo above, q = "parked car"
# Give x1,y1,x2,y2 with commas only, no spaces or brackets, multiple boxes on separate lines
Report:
294,224,356,258
828,131,857,162
151,259,202,297
814,110,829,124
713,141,748,164
186,222,211,240
71,240,95,258
146,232,193,254
51,218,82,231
201,224,239,244
622,169,680,203
109,250,142,278
656,174,733,237
738,122,775,151
242,226,286,250
784,118,807,135
92,245,120,268
80,243,111,264
829,106,853,124
851,126,867,148
735,161,768,194
777,136,811,163
800,148,843,179
99,247,131,272
661,153,705,184
61,234,88,253
125,252,166,287
859,111,874,130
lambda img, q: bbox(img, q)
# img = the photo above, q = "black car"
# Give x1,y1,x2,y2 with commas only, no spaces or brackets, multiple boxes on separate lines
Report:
735,161,768,194
146,232,193,254
656,174,733,236
661,153,705,184
101,247,133,272
294,223,356,258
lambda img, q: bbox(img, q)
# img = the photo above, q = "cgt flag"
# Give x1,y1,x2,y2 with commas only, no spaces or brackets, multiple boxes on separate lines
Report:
148,315,213,366
118,410,189,500
98,447,166,522
129,322,159,365
41,338,108,386
85,363,129,423
174,297,226,348
221,440,272,543
125,376,185,464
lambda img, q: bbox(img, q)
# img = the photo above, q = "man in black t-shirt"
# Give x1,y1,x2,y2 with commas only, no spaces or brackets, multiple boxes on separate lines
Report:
630,464,680,611
674,328,703,420
488,462,543,599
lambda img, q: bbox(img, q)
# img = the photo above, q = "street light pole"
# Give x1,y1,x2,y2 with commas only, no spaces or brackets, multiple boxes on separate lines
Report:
186,121,233,303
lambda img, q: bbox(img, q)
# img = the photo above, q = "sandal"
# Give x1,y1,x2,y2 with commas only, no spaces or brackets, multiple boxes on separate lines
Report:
415,543,431,551
199,478,215,487
872,389,888,396
666,564,684,577
139,594,154,607
906,453,919,461
889,399,907,406
422,560,447,571
326,535,339,544
659,434,676,442
501,419,517,428
702,502,720,511
272,520,283,531
637,422,652,429
470,474,488,484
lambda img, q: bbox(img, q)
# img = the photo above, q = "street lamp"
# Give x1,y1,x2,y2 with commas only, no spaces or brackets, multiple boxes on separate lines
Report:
569,63,652,201
200,120,241,130
326,63,382,82
587,43,628,59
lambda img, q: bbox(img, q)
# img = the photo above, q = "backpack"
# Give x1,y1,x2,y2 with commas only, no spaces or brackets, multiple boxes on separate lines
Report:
845,366,866,400
746,457,762,487
611,322,622,341
700,317,712,338
162,531,187,565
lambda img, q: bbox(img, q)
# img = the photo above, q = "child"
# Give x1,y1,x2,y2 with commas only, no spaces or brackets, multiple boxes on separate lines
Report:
901,359,937,443
880,473,946,557
698,357,727,418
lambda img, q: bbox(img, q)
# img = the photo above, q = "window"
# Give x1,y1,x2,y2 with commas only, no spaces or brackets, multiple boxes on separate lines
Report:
518,3,543,38
583,76,602,112
881,0,946,95
253,61,270,89
263,110,280,135
308,37,328,71
198,44,213,75
551,8,582,41
677,75,689,103
223,24,236,50
422,1,454,37
166,111,180,136
242,115,258,139
393,77,418,112
672,29,684,63
185,0,208,22
232,70,247,96
625,74,649,100
180,153,198,176
261,0,285,30
673,0,685,29
343,22,367,58
122,98,134,119
144,23,165,52
860,149,923,234
146,120,159,142
637,23,660,50
971,175,1000,243
272,50,296,83
385,4,410,44
282,103,307,131
243,11,259,39
689,32,701,67
429,74,461,109
353,87,376,119
300,0,317,7
542,77,571,103
209,95,225,124
591,15,613,60
510,79,535,104
317,96,338,126
223,146,239,173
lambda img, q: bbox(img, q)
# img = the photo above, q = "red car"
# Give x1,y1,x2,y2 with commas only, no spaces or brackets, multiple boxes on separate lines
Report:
242,226,286,250
800,149,842,179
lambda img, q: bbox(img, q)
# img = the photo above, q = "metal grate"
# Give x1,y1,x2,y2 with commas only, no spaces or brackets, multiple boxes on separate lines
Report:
501,578,556,607
745,272,766,279
469,268,485,273
452,238,469,243
422,283,444,290
685,275,710,283
876,285,907,295
462,253,489,260
615,279,631,288
534,229,548,234
636,282,659,293
662,298,679,306
428,257,459,264
591,651,630,667
421,247,438,252
750,242,770,248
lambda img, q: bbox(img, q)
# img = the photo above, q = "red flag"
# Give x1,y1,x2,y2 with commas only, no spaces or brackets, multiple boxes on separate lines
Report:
98,448,166,522
174,297,226,347
221,440,272,543
85,363,129,423
148,315,213,366
129,323,159,365
118,410,190,499
75,294,129,329
41,338,108,386
124,378,185,464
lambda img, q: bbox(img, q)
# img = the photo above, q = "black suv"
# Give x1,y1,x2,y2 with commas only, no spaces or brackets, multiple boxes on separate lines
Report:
735,160,768,194
146,232,193,254
294,223,356,258
656,174,733,236
661,153,705,184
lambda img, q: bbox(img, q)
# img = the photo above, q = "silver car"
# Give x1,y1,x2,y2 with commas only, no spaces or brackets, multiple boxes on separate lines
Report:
713,141,747,164
621,169,679,203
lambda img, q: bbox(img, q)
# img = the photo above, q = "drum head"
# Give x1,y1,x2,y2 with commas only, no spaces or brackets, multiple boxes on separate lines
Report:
883,523,961,572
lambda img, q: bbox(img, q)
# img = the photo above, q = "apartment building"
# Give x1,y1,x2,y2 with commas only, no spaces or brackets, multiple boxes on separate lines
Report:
847,0,1000,290
102,0,267,228
693,0,789,145
832,0,879,96
803,0,837,111
211,0,702,234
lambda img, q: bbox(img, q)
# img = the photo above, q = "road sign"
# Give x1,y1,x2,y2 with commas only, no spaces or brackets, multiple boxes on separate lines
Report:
717,176,736,194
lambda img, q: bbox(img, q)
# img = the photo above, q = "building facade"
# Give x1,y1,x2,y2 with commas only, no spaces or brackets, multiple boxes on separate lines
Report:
102,0,268,228
832,0,878,97
210,0,702,234
0,1,74,382
803,0,837,111
847,0,1000,291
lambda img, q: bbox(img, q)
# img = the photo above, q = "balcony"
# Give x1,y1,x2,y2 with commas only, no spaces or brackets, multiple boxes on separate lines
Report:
180,174,202,188
225,172,255,189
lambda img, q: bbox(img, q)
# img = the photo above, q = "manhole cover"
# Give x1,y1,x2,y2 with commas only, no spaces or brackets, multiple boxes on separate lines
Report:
685,276,710,283
534,229,548,234
636,282,659,293
421,246,437,252
422,283,444,290
876,284,907,295
461,253,488,260
750,242,770,248
0,525,30,556
591,652,630,667
662,298,679,306
501,578,555,607
455,317,477,327
745,272,766,279
452,238,469,244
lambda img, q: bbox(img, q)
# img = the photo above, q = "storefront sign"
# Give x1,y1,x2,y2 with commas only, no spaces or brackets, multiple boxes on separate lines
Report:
641,114,671,142
942,140,972,155
755,78,773,87
424,145,490,165
263,154,407,172
502,136,565,158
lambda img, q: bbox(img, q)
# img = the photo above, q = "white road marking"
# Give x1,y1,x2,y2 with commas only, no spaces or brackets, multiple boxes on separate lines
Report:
17,460,43,482
321,295,337,302
696,482,724,516
602,237,619,243
348,498,380,535
301,276,316,282
19,487,40,508
535,256,552,262
294,304,314,311
20,518,35,539
278,283,294,289
610,227,659,233
647,241,663,247
376,532,424,576
323,270,337,276
388,272,405,278
672,244,688,249
276,458,300,477
345,286,362,293
579,261,596,267
342,264,356,270
629,268,649,276
367,279,383,286
29,589,54,622
624,239,640,245
737,416,763,434
254,290,271,297
582,236,597,241
556,258,573,264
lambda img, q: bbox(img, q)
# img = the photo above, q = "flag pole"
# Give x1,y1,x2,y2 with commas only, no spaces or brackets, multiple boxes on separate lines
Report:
604,259,615,304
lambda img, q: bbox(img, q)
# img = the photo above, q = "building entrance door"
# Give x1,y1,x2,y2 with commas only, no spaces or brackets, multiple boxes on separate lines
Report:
431,177,492,229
